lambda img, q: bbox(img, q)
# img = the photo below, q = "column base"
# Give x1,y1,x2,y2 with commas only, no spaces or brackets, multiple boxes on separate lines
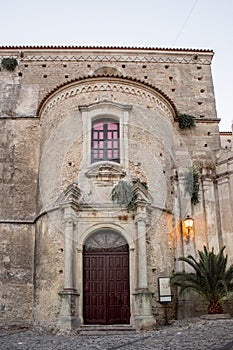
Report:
132,288,157,330
58,289,80,331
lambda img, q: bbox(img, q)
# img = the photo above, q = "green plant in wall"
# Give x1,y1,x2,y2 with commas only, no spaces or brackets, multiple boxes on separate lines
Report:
178,113,196,129
185,167,200,205
111,178,148,211
1,57,18,71
111,180,134,207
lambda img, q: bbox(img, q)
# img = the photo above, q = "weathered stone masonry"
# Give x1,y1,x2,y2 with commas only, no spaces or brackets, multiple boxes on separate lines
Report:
0,46,233,330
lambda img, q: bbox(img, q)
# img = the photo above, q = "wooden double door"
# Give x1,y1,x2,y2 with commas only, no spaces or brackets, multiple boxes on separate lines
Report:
83,250,130,324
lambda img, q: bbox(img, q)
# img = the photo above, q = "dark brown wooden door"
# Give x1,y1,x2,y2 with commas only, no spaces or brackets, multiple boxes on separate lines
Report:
83,251,130,324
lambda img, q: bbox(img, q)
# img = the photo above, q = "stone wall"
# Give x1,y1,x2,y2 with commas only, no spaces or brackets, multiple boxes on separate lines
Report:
0,72,39,328
0,119,39,220
33,216,64,329
0,223,34,328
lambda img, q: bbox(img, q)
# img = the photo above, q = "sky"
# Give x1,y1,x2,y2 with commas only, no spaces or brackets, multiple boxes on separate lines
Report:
0,0,232,130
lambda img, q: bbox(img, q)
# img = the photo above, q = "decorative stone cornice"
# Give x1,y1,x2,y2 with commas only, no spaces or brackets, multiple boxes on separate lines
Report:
18,53,212,65
194,118,221,124
0,45,213,66
216,171,233,180
216,176,230,185
217,156,233,166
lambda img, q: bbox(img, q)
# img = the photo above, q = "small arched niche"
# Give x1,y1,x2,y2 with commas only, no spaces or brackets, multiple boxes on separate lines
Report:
93,66,121,76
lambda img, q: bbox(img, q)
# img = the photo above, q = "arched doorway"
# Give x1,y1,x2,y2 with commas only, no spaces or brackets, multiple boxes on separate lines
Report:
83,230,130,324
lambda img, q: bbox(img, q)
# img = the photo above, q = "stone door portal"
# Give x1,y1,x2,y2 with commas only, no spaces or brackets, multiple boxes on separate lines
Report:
83,230,130,324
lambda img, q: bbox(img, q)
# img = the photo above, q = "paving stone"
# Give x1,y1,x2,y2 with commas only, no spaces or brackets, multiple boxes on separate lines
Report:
1,318,233,350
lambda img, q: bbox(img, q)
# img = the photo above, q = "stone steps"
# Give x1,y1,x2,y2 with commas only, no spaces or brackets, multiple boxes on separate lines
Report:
76,324,137,335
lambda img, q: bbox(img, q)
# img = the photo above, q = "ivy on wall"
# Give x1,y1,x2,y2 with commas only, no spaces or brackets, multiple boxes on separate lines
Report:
178,113,196,129
185,168,200,205
111,180,133,206
111,178,148,211
1,57,18,71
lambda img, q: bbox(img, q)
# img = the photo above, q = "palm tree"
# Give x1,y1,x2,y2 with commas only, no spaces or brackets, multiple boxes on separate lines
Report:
171,246,233,314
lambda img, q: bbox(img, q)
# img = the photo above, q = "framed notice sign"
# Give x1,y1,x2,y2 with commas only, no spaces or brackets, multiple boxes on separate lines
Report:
158,277,172,302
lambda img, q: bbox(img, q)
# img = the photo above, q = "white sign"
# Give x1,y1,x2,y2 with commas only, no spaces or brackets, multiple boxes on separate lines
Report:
158,277,172,302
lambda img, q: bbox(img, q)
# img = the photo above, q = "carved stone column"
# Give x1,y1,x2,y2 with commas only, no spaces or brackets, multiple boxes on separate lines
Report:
63,216,74,289
58,184,81,331
136,216,148,289
202,175,219,250
217,176,233,250
132,183,156,329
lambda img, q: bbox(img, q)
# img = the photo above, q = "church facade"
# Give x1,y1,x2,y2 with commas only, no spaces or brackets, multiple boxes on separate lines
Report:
0,46,233,331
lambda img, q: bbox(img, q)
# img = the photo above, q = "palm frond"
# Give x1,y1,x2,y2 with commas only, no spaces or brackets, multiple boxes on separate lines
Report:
171,245,233,309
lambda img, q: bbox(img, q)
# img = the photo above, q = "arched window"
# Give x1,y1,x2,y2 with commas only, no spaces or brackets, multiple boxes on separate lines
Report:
91,119,120,163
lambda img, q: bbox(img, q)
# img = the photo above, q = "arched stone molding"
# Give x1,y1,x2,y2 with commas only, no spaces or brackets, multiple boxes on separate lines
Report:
76,222,135,251
38,76,177,123
84,229,128,250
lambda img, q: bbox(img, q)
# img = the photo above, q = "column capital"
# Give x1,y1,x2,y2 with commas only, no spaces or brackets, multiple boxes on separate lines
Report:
76,247,83,254
134,212,148,224
64,218,74,226
59,289,80,296
202,177,214,187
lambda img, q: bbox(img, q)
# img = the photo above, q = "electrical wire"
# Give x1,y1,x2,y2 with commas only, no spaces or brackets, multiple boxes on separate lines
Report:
172,0,198,46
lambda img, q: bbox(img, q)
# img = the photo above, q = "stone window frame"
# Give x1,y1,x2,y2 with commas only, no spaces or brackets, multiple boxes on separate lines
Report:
79,100,132,173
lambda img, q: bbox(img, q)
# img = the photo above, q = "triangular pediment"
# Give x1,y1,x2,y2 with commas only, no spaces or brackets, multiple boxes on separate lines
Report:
133,181,151,204
57,183,82,209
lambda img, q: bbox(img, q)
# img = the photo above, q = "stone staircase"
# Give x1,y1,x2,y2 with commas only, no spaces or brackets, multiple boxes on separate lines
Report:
76,324,137,335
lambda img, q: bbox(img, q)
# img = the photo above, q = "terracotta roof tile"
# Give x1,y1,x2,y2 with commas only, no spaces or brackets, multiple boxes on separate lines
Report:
0,45,214,53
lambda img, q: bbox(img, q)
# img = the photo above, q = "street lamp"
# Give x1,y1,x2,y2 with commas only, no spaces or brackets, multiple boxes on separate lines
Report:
184,215,194,240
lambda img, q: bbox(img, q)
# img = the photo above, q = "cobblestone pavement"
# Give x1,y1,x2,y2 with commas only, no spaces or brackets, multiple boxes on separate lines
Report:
1,318,233,350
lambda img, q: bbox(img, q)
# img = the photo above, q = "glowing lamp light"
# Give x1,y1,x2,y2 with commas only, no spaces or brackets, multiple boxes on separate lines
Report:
183,215,194,240
184,215,194,230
